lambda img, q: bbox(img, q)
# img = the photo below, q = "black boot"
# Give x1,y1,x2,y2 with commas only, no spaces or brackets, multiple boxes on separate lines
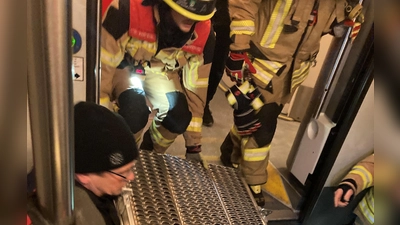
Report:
220,133,234,167
139,129,153,151
203,104,214,127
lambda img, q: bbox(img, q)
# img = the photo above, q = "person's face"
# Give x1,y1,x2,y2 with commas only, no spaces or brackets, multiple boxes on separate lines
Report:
83,161,136,196
170,9,196,33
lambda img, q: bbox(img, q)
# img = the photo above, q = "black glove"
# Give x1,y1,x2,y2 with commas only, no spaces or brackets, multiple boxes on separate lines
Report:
336,179,357,202
118,88,151,134
226,81,264,136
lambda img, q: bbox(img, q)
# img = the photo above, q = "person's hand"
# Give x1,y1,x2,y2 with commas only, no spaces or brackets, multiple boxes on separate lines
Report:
225,51,256,84
334,184,354,207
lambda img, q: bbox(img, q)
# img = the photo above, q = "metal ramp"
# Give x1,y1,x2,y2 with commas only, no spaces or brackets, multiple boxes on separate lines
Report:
117,151,268,224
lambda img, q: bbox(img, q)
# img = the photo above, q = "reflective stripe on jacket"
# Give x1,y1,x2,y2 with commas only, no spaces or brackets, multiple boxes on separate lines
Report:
228,0,349,104
100,0,213,99
341,154,374,225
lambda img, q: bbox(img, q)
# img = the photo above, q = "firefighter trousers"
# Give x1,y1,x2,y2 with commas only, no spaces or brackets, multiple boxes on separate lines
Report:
143,69,208,153
100,66,209,153
222,100,283,185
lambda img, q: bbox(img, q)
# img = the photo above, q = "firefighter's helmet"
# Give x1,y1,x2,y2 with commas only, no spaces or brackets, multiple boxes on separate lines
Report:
163,0,216,21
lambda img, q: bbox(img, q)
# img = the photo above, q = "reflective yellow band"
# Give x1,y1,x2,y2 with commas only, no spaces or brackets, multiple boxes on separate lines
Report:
150,121,174,148
186,117,202,133
243,145,271,162
227,92,237,106
255,58,283,74
358,189,374,223
231,20,255,28
251,98,264,110
230,20,255,37
261,0,293,48
99,97,111,109
184,57,209,89
227,81,252,106
230,30,255,37
253,63,274,84
350,165,373,189
126,39,157,56
250,185,261,194
237,81,251,94
101,47,125,67
291,62,311,91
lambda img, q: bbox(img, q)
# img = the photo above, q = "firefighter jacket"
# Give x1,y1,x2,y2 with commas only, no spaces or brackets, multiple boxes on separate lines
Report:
100,0,213,102
339,154,374,225
228,0,359,104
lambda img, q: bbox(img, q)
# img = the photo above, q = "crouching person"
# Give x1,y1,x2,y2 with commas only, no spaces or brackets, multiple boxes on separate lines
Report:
28,102,139,225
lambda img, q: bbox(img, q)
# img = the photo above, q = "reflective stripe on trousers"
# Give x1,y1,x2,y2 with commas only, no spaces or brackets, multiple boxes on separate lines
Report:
358,188,374,224
241,137,271,162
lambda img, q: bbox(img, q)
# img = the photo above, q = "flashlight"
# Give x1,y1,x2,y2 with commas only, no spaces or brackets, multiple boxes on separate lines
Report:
130,63,146,90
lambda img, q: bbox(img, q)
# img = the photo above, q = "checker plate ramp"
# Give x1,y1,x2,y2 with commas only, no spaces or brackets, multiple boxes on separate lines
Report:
117,151,267,225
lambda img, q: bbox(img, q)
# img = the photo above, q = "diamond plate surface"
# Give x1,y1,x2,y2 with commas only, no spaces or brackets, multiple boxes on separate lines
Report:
209,164,265,224
118,151,266,225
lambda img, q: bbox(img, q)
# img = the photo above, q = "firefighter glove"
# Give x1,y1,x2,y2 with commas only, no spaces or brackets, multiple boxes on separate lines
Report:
226,81,264,136
225,51,256,84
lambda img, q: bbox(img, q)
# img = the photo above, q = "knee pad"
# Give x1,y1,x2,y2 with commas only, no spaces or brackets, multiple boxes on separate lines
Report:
118,88,150,133
161,91,192,134
253,103,283,147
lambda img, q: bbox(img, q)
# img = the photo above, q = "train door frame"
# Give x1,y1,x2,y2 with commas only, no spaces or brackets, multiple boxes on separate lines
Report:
295,0,374,223
27,0,101,223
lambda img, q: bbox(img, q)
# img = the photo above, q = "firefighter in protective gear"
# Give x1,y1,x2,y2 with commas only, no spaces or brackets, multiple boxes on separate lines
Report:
334,154,374,225
220,0,365,206
100,0,216,165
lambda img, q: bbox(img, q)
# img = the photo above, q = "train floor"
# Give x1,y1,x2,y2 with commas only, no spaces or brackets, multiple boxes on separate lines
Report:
148,88,304,224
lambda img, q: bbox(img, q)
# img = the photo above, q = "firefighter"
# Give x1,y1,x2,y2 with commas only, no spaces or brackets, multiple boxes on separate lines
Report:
334,154,374,225
220,0,365,206
100,0,216,164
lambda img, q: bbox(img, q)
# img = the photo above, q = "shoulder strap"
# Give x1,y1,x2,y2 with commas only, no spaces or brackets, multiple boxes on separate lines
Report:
129,0,157,42
182,20,211,55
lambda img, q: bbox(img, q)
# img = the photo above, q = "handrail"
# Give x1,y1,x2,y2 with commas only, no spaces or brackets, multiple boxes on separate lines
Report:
27,0,74,224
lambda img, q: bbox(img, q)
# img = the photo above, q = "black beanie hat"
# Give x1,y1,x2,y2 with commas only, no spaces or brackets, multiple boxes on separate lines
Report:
74,102,138,173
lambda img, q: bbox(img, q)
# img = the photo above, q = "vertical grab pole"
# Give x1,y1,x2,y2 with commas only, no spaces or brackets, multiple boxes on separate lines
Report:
27,0,74,224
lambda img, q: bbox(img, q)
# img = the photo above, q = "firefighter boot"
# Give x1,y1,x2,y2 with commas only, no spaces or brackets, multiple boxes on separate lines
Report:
249,185,265,207
202,104,214,127
220,133,234,168
139,129,153,151
185,145,208,168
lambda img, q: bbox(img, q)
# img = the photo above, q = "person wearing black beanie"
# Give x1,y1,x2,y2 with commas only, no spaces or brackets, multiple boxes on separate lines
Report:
27,102,139,225
73,102,138,225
